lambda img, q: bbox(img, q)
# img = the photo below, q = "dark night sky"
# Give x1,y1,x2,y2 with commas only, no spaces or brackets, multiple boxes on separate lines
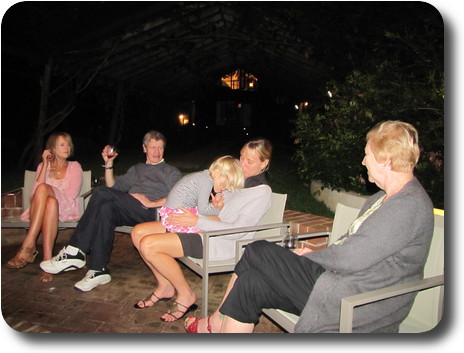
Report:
0,1,450,168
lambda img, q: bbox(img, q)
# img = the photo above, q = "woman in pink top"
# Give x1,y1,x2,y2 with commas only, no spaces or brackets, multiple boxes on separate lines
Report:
6,132,83,282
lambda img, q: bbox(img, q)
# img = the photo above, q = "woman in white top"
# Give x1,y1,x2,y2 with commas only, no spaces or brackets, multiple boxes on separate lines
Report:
131,169,271,323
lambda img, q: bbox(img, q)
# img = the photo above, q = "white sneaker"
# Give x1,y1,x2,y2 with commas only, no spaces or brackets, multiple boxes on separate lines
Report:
40,246,86,274
74,269,111,292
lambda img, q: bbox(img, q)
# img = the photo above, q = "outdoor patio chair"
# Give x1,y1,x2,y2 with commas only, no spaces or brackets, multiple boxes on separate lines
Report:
262,205,444,333
262,202,361,332
339,209,445,333
1,169,92,229
178,192,289,316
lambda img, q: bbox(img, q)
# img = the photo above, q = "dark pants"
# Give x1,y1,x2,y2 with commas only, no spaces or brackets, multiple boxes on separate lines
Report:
219,240,326,324
69,186,157,270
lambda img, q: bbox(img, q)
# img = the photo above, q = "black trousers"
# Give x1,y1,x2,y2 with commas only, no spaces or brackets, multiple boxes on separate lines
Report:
219,240,326,324
69,186,157,270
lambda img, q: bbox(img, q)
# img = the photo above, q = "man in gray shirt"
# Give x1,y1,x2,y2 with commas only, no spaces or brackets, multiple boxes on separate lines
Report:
40,131,182,291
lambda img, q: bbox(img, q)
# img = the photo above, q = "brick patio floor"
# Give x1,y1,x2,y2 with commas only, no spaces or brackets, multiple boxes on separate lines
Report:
1,231,285,333
1,211,332,334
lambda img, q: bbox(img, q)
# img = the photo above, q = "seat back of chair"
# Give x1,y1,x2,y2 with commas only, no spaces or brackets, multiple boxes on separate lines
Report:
399,209,444,332
22,169,92,214
252,192,287,239
81,170,92,197
328,203,362,245
22,170,37,211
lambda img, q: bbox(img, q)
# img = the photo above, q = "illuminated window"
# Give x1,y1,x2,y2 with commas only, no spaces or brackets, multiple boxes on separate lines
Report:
220,69,258,91
178,114,189,125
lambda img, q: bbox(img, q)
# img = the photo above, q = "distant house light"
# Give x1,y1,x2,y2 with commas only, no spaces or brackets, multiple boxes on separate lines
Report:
178,114,189,125
221,69,258,91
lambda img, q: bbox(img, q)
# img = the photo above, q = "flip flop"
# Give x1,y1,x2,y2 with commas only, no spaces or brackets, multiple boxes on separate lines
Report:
133,292,169,309
184,316,212,333
160,301,198,322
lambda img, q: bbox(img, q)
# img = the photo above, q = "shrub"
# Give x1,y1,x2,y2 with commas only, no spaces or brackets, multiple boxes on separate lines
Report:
292,67,444,208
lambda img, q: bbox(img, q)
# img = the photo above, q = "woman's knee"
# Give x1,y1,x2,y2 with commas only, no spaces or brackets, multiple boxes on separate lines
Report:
236,240,283,275
242,240,275,262
139,235,158,258
131,223,147,247
32,183,53,199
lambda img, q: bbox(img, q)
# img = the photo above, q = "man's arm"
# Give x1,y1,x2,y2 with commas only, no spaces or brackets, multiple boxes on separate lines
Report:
130,194,166,208
102,145,118,187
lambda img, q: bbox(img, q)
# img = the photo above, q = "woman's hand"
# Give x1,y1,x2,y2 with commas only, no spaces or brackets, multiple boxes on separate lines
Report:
42,149,53,163
293,247,314,256
167,207,199,227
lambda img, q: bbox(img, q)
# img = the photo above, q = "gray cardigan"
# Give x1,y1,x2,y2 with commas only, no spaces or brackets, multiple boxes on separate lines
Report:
195,185,272,261
295,178,434,333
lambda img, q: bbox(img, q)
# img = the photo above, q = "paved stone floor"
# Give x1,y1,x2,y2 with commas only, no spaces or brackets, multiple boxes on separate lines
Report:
1,230,284,334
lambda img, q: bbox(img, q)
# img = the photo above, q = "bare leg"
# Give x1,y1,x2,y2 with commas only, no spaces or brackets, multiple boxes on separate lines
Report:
139,233,196,321
131,221,166,249
131,222,175,306
220,316,254,333
7,184,55,267
40,196,59,282
185,273,240,332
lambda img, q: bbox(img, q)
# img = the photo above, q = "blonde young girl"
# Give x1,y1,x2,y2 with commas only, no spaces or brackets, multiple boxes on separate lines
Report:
132,155,244,237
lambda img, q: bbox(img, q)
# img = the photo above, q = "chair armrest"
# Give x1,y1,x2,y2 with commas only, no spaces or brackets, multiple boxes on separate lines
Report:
78,187,95,215
339,274,444,333
234,230,329,261
199,222,289,264
80,188,94,199
202,222,290,238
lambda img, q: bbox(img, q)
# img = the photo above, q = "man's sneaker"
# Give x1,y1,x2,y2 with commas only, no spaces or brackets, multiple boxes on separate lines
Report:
40,246,86,274
74,269,111,292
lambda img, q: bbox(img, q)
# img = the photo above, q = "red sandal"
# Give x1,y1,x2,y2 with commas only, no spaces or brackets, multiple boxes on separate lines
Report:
184,315,212,333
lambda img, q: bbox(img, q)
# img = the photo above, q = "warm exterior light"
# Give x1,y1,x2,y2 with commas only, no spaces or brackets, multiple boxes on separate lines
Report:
178,114,189,125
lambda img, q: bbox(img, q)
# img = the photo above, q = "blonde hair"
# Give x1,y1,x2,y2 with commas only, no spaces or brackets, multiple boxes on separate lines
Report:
46,132,74,157
366,120,420,172
241,138,272,172
209,155,245,191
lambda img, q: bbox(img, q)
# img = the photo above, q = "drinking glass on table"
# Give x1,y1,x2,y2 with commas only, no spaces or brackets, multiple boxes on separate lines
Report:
281,230,299,250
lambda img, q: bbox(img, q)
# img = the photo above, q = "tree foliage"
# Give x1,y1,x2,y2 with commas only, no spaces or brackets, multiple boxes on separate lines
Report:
292,10,444,208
